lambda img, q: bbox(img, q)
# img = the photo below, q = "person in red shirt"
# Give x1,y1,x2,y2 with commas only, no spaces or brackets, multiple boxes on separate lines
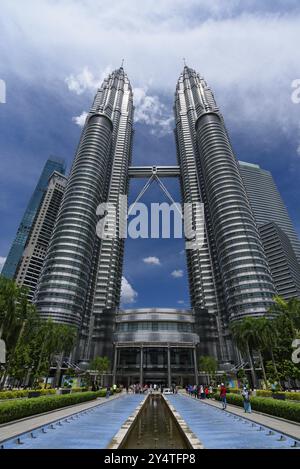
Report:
205,386,209,398
220,383,227,409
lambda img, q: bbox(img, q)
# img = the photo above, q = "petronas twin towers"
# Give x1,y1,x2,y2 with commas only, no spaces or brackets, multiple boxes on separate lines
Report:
35,66,275,380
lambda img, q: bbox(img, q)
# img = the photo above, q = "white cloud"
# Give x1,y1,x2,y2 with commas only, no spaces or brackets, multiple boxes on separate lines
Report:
177,300,185,304
72,111,88,127
133,87,173,136
171,269,184,278
0,257,6,273
120,276,137,304
65,66,112,94
1,2,300,147
143,256,161,265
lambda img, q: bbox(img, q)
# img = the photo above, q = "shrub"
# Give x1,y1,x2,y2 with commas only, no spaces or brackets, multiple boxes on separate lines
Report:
0,389,56,400
227,388,240,394
0,391,100,424
70,387,88,393
256,390,272,398
285,392,300,402
39,389,56,396
214,393,300,423
0,390,27,400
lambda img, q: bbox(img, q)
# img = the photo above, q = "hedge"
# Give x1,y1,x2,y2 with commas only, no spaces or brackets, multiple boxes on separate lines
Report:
285,392,300,402
214,393,300,423
0,391,104,424
70,387,88,393
228,389,300,401
0,389,56,400
256,390,273,398
227,388,240,394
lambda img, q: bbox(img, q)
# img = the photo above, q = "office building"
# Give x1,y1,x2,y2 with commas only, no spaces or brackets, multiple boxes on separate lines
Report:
2,157,65,279
16,171,67,301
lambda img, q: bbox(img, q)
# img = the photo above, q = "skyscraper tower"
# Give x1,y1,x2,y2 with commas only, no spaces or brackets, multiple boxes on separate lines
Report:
2,157,65,279
35,68,134,360
239,161,300,299
174,67,275,360
16,171,67,301
239,161,300,262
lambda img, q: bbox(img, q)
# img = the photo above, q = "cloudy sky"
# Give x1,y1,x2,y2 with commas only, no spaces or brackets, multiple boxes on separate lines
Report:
0,0,300,308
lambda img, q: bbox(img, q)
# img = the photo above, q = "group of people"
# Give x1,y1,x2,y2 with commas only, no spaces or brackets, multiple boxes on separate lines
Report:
125,383,178,394
186,383,252,414
186,384,213,399
220,383,252,413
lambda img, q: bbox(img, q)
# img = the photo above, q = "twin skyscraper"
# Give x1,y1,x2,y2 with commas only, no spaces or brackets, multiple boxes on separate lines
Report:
28,65,277,377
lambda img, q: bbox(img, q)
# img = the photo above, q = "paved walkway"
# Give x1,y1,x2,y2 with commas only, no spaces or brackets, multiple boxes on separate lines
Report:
1,393,144,448
200,395,300,440
167,394,300,449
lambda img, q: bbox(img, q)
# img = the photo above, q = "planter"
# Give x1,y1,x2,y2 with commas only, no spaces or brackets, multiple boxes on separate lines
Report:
272,393,286,400
61,389,71,394
28,391,41,398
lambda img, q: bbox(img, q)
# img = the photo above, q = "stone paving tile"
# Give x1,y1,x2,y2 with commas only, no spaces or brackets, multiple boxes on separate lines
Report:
192,394,300,440
167,394,300,449
2,394,144,449
0,392,128,444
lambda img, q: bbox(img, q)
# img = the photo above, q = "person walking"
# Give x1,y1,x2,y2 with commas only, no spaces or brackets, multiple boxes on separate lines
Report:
205,386,209,399
220,383,227,409
242,386,252,413
106,385,110,398
209,385,213,398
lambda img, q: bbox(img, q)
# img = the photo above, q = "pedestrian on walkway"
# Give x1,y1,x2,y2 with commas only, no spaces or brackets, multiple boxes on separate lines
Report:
205,386,209,399
106,386,110,398
220,383,227,409
242,386,252,413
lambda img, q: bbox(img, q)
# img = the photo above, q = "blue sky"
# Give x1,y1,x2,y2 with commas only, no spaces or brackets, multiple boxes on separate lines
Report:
0,0,300,308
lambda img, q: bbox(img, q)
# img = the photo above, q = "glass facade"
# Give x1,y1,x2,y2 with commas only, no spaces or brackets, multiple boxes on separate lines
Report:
116,346,195,385
116,322,194,332
2,157,65,279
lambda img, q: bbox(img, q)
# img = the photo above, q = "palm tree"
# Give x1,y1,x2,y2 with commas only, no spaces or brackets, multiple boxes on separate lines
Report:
250,318,269,388
0,278,29,387
257,316,279,379
52,324,77,387
230,318,257,387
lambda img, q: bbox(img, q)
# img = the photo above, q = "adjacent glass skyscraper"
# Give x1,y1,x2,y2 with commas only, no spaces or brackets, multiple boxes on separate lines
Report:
15,171,67,301
2,157,65,279
239,161,300,262
239,161,300,299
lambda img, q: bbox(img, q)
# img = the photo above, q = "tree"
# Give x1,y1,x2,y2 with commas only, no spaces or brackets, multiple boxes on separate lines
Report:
256,316,279,379
199,355,217,384
89,356,110,388
236,368,248,386
0,277,77,388
230,318,258,387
